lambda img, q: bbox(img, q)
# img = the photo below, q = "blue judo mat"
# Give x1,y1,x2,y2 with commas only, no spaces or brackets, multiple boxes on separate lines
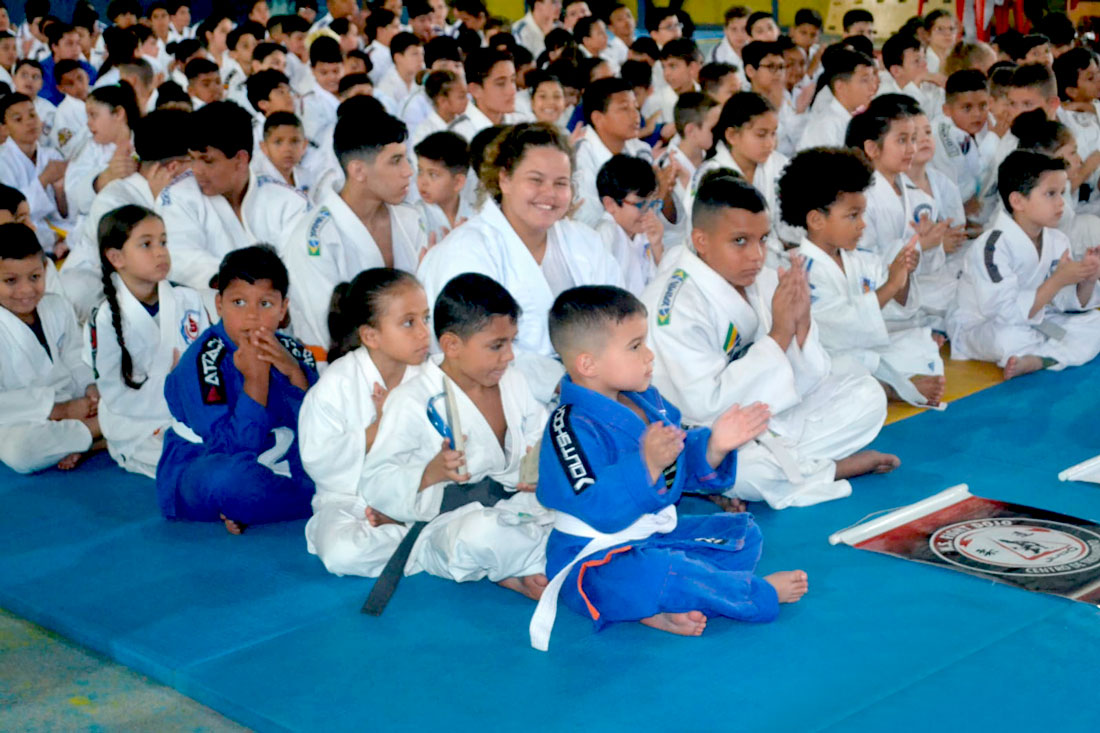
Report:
2,361,1100,732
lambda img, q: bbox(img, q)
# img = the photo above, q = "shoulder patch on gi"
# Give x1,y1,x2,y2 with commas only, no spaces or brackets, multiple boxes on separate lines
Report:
277,333,317,370
983,230,1004,283
724,322,750,362
308,207,332,256
656,268,689,326
938,122,961,157
198,334,228,405
57,127,73,148
550,404,596,494
180,309,203,343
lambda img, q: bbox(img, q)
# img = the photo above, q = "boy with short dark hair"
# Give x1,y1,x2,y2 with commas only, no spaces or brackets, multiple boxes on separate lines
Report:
698,61,739,104
529,283,802,650
414,130,473,241
642,172,894,509
842,9,874,39
649,37,700,123
0,93,67,254
879,31,938,111
746,11,779,42
797,47,877,149
932,70,992,208
450,47,519,139
284,111,423,351
1053,48,1100,195
185,57,223,109
158,244,319,533
948,150,1100,379
790,8,822,63
0,222,101,474
782,147,945,407
663,90,719,209
300,35,344,145
361,272,553,603
376,32,424,109
411,69,468,146
712,6,749,68
366,9,402,85
49,58,90,159
254,112,315,196
156,101,310,291
595,154,664,295
41,20,95,105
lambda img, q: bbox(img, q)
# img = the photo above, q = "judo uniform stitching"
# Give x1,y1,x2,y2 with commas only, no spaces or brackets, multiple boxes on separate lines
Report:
550,405,596,494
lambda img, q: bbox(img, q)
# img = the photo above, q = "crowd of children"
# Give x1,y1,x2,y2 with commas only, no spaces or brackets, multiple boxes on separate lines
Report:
3,0,1100,650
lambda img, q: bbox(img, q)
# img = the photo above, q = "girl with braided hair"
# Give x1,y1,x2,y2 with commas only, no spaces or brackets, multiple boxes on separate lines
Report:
88,204,209,477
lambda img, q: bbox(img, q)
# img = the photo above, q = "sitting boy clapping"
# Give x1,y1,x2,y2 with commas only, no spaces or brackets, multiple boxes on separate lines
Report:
530,285,807,651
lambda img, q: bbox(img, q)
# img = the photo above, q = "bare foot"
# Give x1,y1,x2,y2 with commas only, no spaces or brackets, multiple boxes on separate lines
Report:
497,573,548,601
56,452,83,470
764,570,809,603
835,450,901,479
219,513,245,535
639,610,707,636
364,506,399,527
1004,355,1046,380
911,374,946,405
709,494,746,513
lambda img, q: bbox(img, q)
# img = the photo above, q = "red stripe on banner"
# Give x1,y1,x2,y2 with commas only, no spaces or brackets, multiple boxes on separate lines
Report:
855,496,999,554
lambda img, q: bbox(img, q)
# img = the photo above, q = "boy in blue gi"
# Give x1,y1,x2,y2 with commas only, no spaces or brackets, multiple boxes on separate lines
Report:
530,285,808,650
157,245,319,534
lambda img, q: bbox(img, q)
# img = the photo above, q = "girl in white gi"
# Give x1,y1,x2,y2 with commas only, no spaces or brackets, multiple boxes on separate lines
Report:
781,148,946,407
361,273,552,598
65,84,140,219
848,95,954,331
594,154,665,297
88,206,209,478
284,110,424,355
909,112,970,333
301,269,431,577
948,150,1100,380
0,93,68,255
418,122,623,404
642,172,896,510
692,91,793,266
0,223,101,474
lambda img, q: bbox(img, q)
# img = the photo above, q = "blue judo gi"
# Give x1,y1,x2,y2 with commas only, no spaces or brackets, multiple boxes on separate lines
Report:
537,377,779,629
156,322,319,525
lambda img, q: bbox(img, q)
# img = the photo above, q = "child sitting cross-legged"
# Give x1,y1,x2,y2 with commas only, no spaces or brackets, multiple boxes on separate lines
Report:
157,244,319,534
947,150,1100,379
529,284,807,651
0,223,102,473
360,273,554,602
781,148,946,407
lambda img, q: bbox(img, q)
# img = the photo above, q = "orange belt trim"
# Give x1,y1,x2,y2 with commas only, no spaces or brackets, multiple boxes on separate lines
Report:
576,545,634,620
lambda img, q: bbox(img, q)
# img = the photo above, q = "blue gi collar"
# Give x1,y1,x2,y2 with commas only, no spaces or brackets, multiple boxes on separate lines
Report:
559,376,681,437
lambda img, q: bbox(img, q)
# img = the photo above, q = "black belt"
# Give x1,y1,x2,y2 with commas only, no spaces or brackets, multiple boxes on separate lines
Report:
361,477,512,615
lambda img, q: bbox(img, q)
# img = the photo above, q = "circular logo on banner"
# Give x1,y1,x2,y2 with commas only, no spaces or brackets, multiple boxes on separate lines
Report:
930,518,1100,576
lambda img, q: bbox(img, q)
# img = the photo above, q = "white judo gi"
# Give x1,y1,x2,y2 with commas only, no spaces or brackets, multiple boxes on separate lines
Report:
642,246,887,509
284,186,426,351
417,198,623,403
796,95,852,150
0,137,66,252
59,171,157,322
86,276,209,477
300,347,427,577
361,357,553,582
415,196,476,244
573,127,655,229
48,94,89,161
593,211,658,297
948,209,1100,367
930,114,986,203
797,238,944,406
64,140,116,218
297,79,340,147
1058,104,1100,193
156,170,310,291
250,144,332,203
0,294,95,474
910,168,969,330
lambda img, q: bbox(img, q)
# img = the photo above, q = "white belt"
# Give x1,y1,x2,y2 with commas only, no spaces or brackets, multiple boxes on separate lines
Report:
529,504,678,651
170,419,203,444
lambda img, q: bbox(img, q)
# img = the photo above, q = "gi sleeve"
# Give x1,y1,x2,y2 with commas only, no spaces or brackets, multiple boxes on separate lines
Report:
679,425,737,494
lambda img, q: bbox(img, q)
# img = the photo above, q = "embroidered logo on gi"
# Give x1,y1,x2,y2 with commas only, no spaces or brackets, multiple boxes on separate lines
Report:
550,405,596,494
930,518,1100,577
198,335,227,404
308,207,332,256
723,322,750,363
939,122,961,157
180,309,202,343
657,269,688,326
911,203,934,225
277,333,316,370
694,537,729,545
57,128,73,148
860,277,874,294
